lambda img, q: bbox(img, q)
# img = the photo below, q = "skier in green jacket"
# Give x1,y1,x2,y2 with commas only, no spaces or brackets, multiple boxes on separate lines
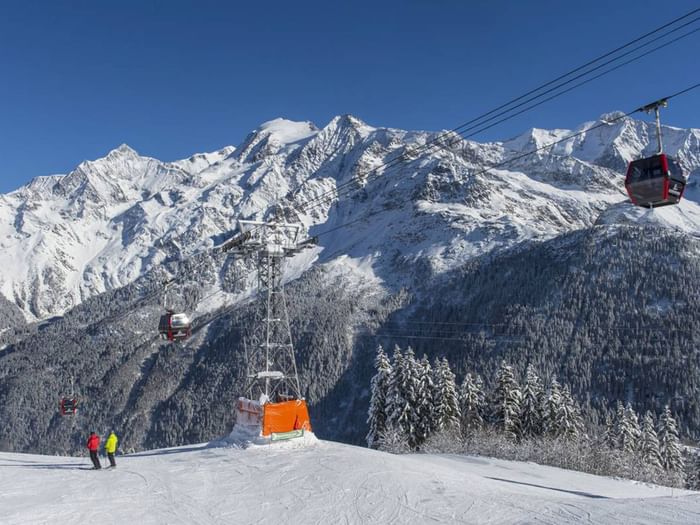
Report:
104,431,119,468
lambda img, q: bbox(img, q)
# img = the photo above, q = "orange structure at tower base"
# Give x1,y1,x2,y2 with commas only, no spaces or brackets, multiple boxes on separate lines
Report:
262,399,312,436
236,397,312,436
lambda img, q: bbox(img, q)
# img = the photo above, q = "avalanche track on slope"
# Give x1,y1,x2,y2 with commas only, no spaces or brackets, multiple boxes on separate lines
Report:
1,438,698,524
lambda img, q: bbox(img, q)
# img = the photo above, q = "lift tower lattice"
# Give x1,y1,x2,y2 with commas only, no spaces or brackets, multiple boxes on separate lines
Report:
221,217,316,402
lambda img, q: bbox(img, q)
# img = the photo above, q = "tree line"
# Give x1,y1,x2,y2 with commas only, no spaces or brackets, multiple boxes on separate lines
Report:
367,344,698,489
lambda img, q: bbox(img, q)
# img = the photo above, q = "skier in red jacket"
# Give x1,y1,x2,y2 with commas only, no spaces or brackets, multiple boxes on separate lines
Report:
86,431,101,469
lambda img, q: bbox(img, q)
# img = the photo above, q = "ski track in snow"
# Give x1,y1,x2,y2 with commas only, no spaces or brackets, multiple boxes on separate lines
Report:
1,439,699,524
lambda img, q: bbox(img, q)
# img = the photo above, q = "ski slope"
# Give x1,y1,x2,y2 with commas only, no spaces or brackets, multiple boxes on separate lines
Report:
1,438,699,524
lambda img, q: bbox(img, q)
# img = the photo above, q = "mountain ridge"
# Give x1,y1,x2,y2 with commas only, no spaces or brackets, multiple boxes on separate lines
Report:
0,113,699,454
1,113,699,321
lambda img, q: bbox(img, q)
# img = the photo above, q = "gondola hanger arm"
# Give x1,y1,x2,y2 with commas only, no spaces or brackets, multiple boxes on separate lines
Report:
637,97,668,113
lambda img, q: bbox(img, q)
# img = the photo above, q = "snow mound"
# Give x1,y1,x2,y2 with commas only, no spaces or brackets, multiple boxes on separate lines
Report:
220,423,319,449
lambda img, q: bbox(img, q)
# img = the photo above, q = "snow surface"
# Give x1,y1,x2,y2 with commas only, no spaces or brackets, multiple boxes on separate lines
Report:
596,198,700,238
257,118,318,145
1,439,698,524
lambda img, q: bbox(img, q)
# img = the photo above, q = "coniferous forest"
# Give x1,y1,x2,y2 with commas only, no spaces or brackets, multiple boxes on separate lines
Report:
367,345,696,489
0,222,699,467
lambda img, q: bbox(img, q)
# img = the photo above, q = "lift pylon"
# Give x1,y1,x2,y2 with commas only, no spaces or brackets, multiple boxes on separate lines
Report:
223,213,316,438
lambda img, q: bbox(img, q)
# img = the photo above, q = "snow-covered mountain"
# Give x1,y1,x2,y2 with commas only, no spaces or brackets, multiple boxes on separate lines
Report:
1,113,700,456
2,438,698,524
2,114,699,322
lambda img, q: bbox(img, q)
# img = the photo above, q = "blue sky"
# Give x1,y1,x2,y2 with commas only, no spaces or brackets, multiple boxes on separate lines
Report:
1,0,699,192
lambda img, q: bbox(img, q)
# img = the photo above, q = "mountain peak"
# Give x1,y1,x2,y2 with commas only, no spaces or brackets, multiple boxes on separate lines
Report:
598,111,628,124
257,118,319,145
234,119,319,163
503,127,571,153
329,114,372,132
107,143,140,157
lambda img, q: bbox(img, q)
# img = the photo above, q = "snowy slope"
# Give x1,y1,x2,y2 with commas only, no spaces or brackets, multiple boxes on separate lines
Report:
2,113,699,322
0,439,698,525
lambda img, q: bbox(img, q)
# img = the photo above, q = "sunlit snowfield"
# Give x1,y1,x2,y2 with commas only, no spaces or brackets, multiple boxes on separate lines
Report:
1,436,699,524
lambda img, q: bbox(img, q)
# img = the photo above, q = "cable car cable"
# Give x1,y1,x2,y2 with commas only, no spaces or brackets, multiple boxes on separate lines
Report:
442,7,700,135
291,15,700,216
300,39,700,220
456,17,700,141
144,9,700,282
318,83,700,221
74,19,700,340
303,82,700,244
461,26,700,140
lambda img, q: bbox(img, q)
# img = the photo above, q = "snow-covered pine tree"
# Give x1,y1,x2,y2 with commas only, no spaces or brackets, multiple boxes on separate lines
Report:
366,345,392,449
619,403,642,454
433,357,460,435
520,364,545,437
558,385,585,440
491,361,522,440
639,411,662,471
431,358,444,430
376,423,411,454
386,346,421,449
612,400,626,450
406,348,424,448
414,355,435,446
686,452,700,490
385,346,406,439
602,413,617,449
459,372,485,436
659,405,684,473
543,376,563,437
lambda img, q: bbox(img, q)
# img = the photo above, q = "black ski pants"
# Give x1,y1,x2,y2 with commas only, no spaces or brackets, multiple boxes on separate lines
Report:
107,452,116,467
89,450,101,469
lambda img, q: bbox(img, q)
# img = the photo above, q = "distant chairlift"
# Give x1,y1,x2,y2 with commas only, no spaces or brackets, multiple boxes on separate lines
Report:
158,277,192,342
59,397,78,416
59,376,78,416
158,310,192,342
625,99,687,208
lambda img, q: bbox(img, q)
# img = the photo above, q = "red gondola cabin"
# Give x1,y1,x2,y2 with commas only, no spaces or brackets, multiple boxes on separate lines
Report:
625,154,686,208
158,310,192,341
60,398,78,416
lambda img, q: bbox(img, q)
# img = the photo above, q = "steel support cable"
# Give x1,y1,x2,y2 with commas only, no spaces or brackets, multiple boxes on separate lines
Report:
305,82,700,244
453,17,700,139
344,25,700,193
461,81,700,180
462,26,700,140
356,332,524,344
110,13,700,314
370,322,698,334
149,8,700,278
443,8,700,135
299,24,700,220
152,320,696,338
293,18,700,216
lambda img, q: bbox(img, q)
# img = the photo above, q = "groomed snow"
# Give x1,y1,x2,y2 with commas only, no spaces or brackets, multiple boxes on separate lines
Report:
1,439,698,524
